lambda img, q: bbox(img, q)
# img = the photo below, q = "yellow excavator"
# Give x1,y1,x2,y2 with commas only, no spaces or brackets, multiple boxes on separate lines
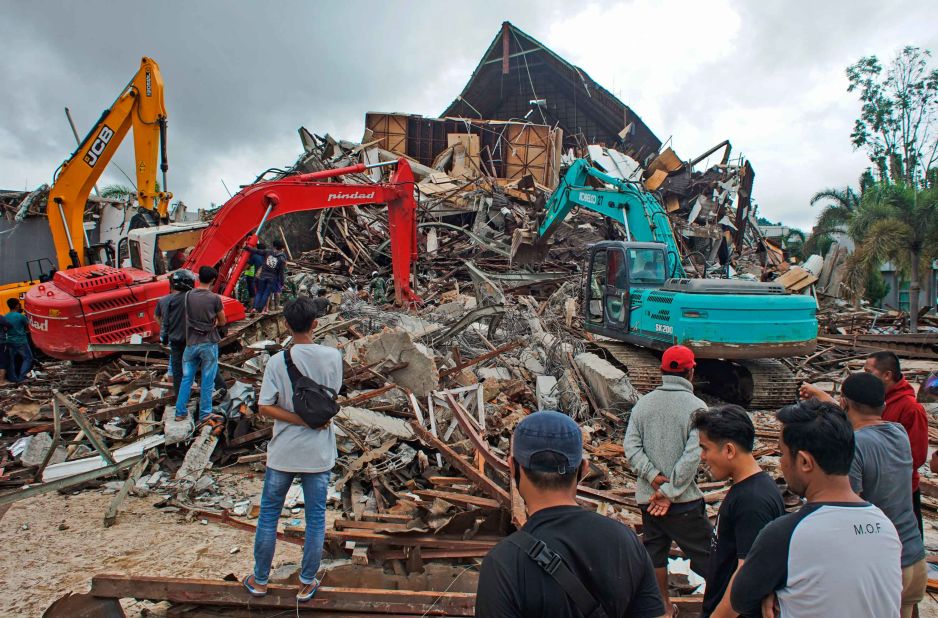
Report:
0,56,172,308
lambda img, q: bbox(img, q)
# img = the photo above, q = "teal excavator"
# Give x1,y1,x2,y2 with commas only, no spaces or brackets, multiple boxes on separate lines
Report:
516,159,817,409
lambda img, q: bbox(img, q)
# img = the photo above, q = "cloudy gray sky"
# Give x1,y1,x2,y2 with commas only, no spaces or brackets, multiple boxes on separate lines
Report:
2,1,937,231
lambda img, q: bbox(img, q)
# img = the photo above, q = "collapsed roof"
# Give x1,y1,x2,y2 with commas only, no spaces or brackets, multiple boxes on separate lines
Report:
441,22,661,164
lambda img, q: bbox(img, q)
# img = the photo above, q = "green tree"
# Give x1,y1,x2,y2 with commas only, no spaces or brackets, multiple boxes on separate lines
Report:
843,183,938,329
846,46,938,185
100,184,135,200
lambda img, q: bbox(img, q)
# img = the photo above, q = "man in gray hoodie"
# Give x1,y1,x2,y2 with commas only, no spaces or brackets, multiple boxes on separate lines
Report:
625,345,711,616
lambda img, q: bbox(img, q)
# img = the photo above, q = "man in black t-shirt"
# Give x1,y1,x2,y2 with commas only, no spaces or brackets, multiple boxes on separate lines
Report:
476,410,665,618
692,406,784,618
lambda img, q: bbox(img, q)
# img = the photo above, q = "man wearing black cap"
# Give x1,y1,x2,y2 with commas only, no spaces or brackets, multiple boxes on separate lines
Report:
801,374,925,618
624,345,712,616
477,410,665,618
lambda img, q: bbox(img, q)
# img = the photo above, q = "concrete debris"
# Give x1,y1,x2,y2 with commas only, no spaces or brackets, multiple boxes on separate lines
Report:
574,353,640,411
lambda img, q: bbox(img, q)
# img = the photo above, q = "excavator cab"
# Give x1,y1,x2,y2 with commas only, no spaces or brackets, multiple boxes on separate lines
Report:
584,241,668,337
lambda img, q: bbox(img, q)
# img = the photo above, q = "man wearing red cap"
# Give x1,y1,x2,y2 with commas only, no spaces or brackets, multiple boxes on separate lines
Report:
625,345,712,616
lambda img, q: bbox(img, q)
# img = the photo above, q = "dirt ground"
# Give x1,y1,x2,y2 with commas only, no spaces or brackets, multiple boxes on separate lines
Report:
3,468,938,616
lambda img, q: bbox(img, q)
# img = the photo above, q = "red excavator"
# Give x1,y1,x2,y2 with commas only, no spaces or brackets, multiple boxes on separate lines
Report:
25,159,419,361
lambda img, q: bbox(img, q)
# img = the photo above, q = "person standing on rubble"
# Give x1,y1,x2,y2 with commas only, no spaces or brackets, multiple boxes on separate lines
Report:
730,399,902,618
801,374,926,618
4,298,33,382
173,266,227,429
246,240,288,314
624,345,712,616
0,312,11,385
242,296,340,603
240,242,265,306
692,405,784,618
156,269,226,406
476,410,665,618
368,271,387,304
864,351,928,536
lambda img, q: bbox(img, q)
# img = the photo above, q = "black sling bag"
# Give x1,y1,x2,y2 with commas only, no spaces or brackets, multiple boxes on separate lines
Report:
506,530,610,618
283,348,339,428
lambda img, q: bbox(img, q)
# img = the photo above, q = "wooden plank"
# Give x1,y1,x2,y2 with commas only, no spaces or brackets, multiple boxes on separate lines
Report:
443,393,508,475
30,395,177,434
55,391,116,465
227,426,272,448
412,489,500,510
440,340,522,378
90,574,476,615
104,455,150,527
326,529,498,551
408,421,510,507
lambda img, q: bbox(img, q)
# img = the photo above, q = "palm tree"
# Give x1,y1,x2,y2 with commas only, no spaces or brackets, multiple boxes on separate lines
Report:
843,183,938,330
810,186,861,235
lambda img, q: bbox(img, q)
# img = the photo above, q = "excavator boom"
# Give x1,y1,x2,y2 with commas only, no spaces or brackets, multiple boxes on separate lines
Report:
47,56,171,271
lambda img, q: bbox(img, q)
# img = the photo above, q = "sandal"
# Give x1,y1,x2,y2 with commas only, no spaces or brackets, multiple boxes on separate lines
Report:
242,574,267,597
296,578,321,602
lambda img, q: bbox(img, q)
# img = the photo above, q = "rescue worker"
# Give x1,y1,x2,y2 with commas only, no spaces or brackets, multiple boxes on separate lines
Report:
368,271,387,304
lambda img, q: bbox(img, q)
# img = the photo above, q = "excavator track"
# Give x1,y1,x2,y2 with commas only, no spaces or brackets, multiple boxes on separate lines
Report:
592,341,665,394
591,341,798,410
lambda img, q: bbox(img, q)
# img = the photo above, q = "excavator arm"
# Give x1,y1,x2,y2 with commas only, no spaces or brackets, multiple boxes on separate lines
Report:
520,158,686,277
182,159,419,305
46,56,171,271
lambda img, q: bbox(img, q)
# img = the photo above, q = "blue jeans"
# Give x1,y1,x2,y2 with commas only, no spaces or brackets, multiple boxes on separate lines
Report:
175,342,218,420
253,467,330,585
253,278,277,311
6,342,33,382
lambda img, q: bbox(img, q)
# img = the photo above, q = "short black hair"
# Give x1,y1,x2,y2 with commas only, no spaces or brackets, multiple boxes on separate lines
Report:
198,266,218,284
283,296,321,333
521,451,578,490
692,405,755,452
776,399,855,475
273,239,285,250
6,298,20,310
841,372,886,412
869,351,901,379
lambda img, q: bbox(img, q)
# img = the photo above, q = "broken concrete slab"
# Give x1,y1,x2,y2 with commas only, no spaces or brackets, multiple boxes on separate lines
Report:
354,327,439,397
175,426,218,483
535,375,560,410
19,433,67,468
478,367,512,381
574,352,640,410
338,407,414,440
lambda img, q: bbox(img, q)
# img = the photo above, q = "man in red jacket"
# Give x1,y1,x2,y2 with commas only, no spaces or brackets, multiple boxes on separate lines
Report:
865,351,929,535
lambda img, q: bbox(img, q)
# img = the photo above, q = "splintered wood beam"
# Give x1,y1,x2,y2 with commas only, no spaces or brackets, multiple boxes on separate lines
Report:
439,340,522,378
90,574,476,615
409,420,510,507
412,489,501,510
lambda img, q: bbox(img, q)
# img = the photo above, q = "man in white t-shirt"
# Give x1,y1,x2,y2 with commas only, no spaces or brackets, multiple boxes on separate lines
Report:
242,296,341,602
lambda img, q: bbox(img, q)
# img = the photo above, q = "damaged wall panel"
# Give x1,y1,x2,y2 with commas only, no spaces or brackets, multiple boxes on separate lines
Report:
364,113,562,188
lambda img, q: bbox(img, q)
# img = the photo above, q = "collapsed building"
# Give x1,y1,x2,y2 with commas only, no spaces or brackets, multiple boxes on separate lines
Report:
3,21,938,618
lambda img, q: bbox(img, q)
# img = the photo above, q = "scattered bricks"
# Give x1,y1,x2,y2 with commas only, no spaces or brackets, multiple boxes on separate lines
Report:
574,352,640,410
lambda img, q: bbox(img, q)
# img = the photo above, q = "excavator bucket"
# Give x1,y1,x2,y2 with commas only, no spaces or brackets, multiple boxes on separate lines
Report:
509,228,550,265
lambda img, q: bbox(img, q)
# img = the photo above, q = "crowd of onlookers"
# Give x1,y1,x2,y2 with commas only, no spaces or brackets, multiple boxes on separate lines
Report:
474,345,930,618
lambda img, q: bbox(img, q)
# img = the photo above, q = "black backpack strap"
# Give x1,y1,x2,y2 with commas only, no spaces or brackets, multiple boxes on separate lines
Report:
282,348,338,398
506,530,609,618
283,348,302,389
